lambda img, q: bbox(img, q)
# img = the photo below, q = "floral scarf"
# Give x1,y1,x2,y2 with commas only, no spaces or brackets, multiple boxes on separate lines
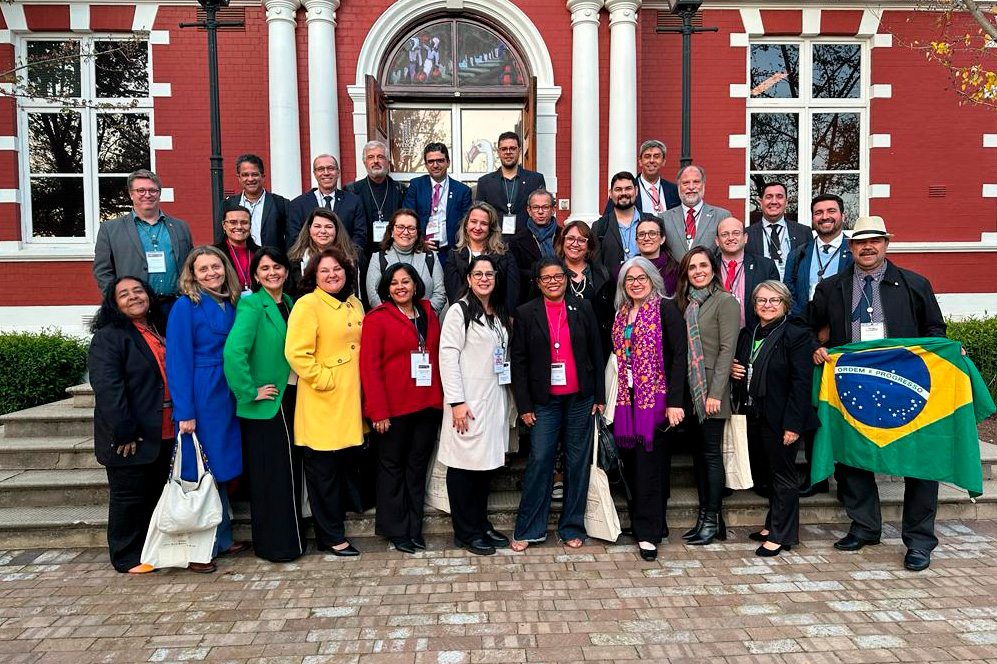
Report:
611,295,668,451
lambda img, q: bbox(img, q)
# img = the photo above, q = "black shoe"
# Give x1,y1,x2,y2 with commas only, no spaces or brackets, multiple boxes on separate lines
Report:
800,480,829,498
904,549,930,571
755,543,791,557
621,527,635,539
833,533,880,552
638,545,658,561
748,531,768,542
682,509,706,541
484,529,510,548
391,538,415,554
411,535,426,550
325,542,360,557
661,524,669,539
687,512,727,546
722,487,734,498
454,537,496,556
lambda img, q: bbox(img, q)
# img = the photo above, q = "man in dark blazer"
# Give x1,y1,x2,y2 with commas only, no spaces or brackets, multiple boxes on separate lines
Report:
402,142,472,267
746,182,811,280
509,189,557,304
784,193,853,316
287,154,366,253
714,216,779,332
474,131,546,239
345,139,406,258
663,164,732,263
592,171,658,276
216,154,290,251
602,139,679,217
808,216,947,572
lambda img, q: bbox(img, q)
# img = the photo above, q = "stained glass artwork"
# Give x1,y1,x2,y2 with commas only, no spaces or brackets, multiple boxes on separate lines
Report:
385,23,454,86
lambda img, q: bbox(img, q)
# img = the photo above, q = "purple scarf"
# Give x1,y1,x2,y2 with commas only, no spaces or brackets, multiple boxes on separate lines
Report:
611,295,668,451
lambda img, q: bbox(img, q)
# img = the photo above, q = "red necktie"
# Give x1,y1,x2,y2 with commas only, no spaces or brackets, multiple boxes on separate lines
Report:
724,260,737,292
685,207,696,241
431,182,442,211
648,184,661,212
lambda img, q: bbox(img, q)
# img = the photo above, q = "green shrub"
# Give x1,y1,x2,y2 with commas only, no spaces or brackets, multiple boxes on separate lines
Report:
948,316,997,404
0,331,89,416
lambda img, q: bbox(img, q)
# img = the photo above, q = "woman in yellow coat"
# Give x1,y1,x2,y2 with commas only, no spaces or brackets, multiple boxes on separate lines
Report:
285,247,364,556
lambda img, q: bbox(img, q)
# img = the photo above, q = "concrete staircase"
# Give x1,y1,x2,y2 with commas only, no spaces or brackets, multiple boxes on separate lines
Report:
1,384,995,549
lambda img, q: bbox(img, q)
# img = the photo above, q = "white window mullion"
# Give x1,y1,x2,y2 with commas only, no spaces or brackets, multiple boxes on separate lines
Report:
83,107,98,241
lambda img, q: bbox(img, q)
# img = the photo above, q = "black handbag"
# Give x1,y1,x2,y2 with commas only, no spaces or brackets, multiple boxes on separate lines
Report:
595,416,631,501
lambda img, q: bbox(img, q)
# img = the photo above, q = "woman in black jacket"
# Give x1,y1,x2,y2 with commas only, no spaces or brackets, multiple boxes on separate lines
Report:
444,202,520,312
88,276,173,574
731,279,820,557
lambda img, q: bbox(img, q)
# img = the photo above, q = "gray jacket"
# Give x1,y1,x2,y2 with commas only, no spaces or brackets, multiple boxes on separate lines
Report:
93,211,193,296
662,202,732,263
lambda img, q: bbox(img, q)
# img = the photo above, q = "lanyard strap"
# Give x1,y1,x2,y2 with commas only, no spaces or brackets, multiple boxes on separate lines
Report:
544,302,565,360
227,240,252,287
813,240,842,279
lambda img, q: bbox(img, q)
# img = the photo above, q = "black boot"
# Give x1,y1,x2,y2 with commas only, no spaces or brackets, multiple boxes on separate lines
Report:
687,511,727,546
682,509,706,541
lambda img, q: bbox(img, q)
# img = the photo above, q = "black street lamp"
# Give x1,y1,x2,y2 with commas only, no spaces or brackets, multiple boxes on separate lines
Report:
656,0,717,168
179,0,243,228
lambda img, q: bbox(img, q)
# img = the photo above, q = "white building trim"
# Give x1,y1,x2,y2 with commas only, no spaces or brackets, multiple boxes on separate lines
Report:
0,5,27,32
132,5,159,32
304,0,340,177
606,0,640,182
265,0,303,198
69,4,90,32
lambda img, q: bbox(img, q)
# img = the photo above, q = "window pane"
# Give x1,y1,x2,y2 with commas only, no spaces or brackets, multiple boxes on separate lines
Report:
28,112,83,174
750,113,799,171
813,44,861,99
456,22,525,88
460,109,523,173
95,40,150,98
750,44,799,98
384,23,454,86
97,114,151,173
749,175,799,224
26,40,81,98
812,173,859,226
99,177,132,222
30,177,85,237
812,112,860,171
388,108,452,172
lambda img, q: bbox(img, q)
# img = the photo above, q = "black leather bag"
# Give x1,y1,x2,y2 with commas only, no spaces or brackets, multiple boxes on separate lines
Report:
595,416,631,501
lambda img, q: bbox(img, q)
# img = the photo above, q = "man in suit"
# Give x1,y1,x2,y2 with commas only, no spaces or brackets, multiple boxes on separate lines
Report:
287,154,366,254
602,139,680,217
402,142,472,267
93,169,192,318
216,154,290,251
345,140,406,258
714,216,779,332
663,164,732,263
784,193,853,316
509,188,557,304
592,172,658,276
808,216,947,572
474,131,546,239
746,181,811,280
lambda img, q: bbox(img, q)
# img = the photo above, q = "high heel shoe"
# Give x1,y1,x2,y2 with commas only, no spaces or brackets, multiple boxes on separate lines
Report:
755,543,791,557
682,509,706,541
686,511,727,546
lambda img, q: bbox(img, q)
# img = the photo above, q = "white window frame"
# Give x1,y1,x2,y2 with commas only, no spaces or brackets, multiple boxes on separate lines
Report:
15,33,154,247
745,38,870,221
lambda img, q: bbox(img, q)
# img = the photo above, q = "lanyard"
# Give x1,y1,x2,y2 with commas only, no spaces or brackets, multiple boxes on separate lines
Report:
544,301,565,360
749,319,786,365
619,218,636,258
402,305,426,351
764,223,784,261
366,179,389,221
502,177,519,214
638,179,662,212
487,317,508,360
813,240,842,281
138,219,164,249
227,239,252,288
242,193,263,216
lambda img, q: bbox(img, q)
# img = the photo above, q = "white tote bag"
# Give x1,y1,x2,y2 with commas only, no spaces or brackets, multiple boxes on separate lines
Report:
424,435,451,514
157,433,223,534
722,413,753,490
584,416,621,542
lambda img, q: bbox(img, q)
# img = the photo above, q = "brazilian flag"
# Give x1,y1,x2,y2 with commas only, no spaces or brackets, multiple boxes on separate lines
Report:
811,337,996,497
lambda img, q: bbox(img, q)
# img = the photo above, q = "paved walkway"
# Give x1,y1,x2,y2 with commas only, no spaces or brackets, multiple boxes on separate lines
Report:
2,521,997,664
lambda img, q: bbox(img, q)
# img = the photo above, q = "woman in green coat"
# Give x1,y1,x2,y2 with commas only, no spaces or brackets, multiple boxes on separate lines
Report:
222,247,305,561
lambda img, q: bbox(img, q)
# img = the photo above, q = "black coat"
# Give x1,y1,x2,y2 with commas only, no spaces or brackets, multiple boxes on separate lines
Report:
508,226,548,304
745,219,811,261
654,297,689,407
475,166,546,239
566,261,615,357
287,189,366,253
216,192,290,251
715,250,779,331
443,247,520,313
591,209,660,276
345,176,407,257
89,324,171,467
511,297,606,413
602,178,680,216
807,260,947,348
732,319,820,435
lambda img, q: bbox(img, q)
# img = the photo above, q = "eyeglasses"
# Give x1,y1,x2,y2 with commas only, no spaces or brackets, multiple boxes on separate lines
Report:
131,188,160,196
538,273,566,285
754,296,784,305
636,231,660,240
718,230,744,239
497,146,519,153
564,236,588,246
426,158,448,166
470,270,496,281
530,204,553,212
394,225,418,235
624,274,650,285
314,166,338,174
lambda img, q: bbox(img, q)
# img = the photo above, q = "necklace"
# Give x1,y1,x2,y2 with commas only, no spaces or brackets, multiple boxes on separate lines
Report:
366,178,389,221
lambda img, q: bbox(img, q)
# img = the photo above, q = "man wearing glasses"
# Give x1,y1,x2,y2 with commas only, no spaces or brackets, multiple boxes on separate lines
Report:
402,142,472,268
662,164,731,263
93,169,193,318
510,189,559,303
474,131,546,239
714,216,779,332
287,154,366,254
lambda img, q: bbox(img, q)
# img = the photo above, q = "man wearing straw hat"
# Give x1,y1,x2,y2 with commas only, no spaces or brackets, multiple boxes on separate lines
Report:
807,216,947,572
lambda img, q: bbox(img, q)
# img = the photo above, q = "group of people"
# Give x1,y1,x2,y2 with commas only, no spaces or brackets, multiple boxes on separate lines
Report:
88,133,948,575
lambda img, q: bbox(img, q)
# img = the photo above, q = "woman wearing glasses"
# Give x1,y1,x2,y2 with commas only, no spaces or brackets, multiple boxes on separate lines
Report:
444,202,520,312
633,217,679,297
731,281,818,557
213,203,260,297
364,208,447,314
611,257,687,560
438,256,514,556
555,220,614,354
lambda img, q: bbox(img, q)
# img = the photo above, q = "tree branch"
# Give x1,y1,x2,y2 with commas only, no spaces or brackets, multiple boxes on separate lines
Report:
957,0,997,43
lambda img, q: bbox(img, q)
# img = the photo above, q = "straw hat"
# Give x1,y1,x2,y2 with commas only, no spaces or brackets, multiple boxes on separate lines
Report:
849,216,893,240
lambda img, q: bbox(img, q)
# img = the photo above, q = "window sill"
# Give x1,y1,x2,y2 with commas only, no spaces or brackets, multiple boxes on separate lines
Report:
0,241,95,262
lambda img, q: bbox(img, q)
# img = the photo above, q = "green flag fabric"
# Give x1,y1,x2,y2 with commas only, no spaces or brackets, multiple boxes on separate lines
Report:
811,337,996,498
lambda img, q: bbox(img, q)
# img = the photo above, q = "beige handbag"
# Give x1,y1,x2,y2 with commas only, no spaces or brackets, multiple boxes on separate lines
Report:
722,412,753,490
583,416,622,542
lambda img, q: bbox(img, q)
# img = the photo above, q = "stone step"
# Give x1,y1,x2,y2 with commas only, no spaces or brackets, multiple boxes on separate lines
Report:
0,399,93,438
0,468,107,508
0,436,100,470
66,383,94,410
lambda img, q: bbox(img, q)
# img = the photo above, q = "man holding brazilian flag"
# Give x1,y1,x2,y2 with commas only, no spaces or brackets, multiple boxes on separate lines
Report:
808,216,996,572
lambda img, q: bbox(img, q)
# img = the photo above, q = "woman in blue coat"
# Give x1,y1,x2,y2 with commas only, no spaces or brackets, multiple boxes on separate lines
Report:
166,244,244,572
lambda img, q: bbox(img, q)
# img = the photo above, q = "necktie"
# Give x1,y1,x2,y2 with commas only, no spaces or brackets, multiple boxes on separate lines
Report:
822,244,831,253
648,184,661,212
724,260,738,292
852,275,874,323
431,183,442,211
323,195,333,210
684,207,696,242
768,224,782,262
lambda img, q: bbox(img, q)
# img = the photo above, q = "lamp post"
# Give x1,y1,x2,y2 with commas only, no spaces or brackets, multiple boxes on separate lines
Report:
656,0,717,168
180,0,243,228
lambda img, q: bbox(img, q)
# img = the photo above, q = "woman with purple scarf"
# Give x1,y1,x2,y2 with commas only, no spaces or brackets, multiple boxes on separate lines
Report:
611,257,688,561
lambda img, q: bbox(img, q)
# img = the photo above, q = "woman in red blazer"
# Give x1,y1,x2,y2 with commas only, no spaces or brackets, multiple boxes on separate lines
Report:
360,262,444,553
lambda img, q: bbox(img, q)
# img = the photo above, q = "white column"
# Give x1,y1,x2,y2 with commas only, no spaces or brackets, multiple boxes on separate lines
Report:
304,0,340,177
567,0,604,222
605,0,639,180
265,0,303,197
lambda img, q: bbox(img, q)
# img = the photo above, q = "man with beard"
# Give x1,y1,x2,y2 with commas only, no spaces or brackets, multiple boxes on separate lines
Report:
662,164,731,263
746,182,811,280
592,171,659,276
287,154,366,254
785,194,853,316
474,131,546,240
345,140,407,258
217,154,290,251
602,139,679,217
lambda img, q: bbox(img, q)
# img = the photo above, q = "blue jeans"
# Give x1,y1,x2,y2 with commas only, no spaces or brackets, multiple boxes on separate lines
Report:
514,393,594,542
212,480,234,557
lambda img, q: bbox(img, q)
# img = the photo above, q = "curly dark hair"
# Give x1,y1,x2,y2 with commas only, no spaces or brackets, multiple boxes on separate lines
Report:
300,247,357,301
91,276,164,333
377,262,426,305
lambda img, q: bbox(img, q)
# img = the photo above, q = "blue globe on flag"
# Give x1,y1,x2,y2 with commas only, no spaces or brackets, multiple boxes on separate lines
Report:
834,348,931,429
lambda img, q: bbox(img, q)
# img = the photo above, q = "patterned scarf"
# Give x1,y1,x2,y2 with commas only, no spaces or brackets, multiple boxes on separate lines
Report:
685,284,715,422
611,295,668,451
526,218,557,258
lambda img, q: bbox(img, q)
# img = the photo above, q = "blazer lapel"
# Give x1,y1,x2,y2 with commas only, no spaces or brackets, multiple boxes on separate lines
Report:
261,192,276,239
532,300,552,348
199,296,233,335
838,266,855,342
126,324,159,372
124,212,146,258
261,294,288,337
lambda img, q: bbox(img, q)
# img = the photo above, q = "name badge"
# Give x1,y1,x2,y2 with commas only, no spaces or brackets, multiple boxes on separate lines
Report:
240,289,253,299
502,214,517,235
860,322,886,342
411,352,430,378
492,347,505,373
426,218,439,239
551,362,567,386
415,363,433,387
373,220,389,243
146,251,167,274
498,362,511,385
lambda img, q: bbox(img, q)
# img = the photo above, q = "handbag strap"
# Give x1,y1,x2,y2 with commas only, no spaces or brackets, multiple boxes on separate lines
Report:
591,415,600,466
170,432,212,481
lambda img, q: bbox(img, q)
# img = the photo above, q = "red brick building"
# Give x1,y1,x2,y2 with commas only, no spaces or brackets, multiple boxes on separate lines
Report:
0,0,994,333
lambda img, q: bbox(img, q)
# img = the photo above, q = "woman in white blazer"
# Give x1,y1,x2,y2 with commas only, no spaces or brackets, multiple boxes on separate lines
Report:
438,255,514,556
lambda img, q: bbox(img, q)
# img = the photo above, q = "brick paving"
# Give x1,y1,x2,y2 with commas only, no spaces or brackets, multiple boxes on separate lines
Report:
2,521,997,663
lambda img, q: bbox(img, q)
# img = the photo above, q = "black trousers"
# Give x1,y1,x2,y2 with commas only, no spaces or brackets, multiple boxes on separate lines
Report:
839,464,939,552
374,408,441,540
104,439,173,572
301,446,349,546
750,418,801,545
658,427,674,526
620,442,666,544
688,417,726,513
447,466,493,544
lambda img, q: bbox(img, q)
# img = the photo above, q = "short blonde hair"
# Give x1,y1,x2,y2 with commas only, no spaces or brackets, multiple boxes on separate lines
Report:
750,279,792,317
178,245,241,307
